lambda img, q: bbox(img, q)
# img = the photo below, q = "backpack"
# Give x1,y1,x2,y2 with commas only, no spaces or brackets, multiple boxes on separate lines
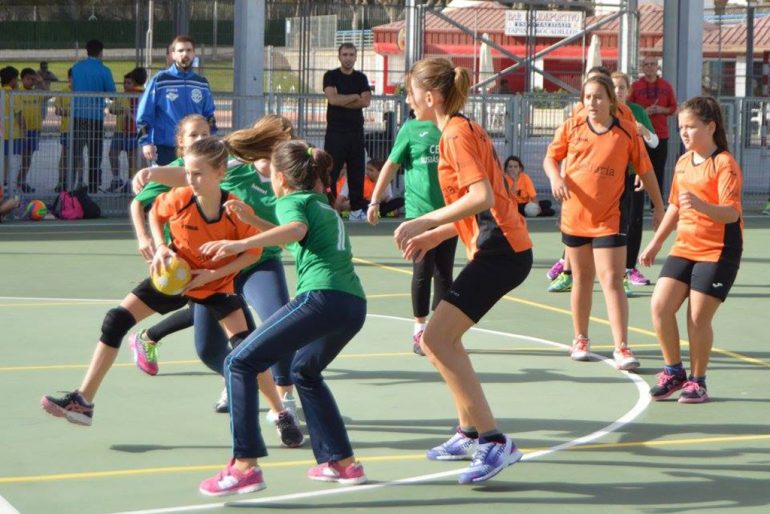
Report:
71,187,101,219
52,191,84,220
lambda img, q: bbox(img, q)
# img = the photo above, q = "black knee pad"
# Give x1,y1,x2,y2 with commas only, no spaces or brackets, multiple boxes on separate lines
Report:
100,307,137,348
229,331,250,350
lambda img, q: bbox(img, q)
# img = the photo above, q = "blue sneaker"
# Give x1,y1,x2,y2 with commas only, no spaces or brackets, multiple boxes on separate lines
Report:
458,436,523,484
426,430,478,461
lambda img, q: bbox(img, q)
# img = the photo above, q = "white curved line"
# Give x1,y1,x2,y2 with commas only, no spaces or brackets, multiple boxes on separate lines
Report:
109,314,650,514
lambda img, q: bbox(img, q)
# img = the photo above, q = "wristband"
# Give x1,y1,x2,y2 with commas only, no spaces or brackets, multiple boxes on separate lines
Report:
368,202,380,207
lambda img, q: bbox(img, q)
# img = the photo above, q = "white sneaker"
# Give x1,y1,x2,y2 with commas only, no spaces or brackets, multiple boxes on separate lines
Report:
569,336,591,361
214,387,228,413
613,345,640,371
348,209,366,222
265,393,299,423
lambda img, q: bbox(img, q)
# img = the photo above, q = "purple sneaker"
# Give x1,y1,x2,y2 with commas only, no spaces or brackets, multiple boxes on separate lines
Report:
129,331,159,376
546,259,565,280
626,268,651,286
678,381,709,404
458,436,523,484
199,459,266,496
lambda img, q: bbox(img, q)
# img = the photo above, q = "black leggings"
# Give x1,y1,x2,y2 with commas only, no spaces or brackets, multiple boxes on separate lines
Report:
412,236,458,318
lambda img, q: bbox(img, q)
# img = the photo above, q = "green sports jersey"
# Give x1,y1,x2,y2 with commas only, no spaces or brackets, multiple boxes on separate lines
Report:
134,157,181,244
276,191,365,299
627,102,654,132
222,159,281,265
388,119,444,218
134,157,182,207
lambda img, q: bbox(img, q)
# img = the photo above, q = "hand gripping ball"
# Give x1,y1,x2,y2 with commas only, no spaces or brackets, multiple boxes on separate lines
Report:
151,255,192,295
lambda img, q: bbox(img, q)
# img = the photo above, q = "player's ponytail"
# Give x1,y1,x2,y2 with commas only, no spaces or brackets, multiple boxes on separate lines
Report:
410,58,470,116
272,140,332,192
224,115,292,163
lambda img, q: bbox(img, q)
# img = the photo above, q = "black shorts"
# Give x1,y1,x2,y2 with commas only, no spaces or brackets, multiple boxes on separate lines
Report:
131,278,246,320
443,246,533,323
562,232,627,248
659,255,739,302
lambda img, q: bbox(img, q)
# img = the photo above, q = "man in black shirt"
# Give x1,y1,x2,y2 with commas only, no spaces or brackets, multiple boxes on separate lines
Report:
323,43,371,221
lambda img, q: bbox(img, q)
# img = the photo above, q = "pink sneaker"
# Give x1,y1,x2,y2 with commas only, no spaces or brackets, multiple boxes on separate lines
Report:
413,330,426,356
129,332,159,376
547,259,565,280
569,336,591,361
199,459,266,497
307,461,367,485
626,268,651,286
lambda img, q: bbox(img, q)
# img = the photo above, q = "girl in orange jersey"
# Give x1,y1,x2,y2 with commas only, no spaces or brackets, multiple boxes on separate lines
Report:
41,137,270,427
394,58,533,485
640,96,743,404
543,75,665,370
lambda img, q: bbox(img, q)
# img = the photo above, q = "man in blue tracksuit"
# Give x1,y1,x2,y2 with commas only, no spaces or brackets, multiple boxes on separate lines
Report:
136,35,216,165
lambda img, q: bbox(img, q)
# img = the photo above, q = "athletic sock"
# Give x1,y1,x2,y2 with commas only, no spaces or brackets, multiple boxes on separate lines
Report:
562,270,572,275
459,426,479,439
689,375,707,388
414,323,426,336
664,362,686,377
478,430,506,445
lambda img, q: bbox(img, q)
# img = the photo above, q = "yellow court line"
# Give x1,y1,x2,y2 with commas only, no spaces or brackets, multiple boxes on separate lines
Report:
354,256,770,370
0,301,113,308
3,434,769,485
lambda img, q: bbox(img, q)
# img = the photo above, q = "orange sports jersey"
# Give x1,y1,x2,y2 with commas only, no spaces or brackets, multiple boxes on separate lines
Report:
439,116,532,259
336,175,375,200
572,101,635,123
546,116,653,238
152,187,262,299
669,150,743,264
512,172,537,204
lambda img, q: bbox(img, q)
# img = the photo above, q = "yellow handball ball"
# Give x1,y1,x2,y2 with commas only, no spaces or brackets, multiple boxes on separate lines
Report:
151,255,192,296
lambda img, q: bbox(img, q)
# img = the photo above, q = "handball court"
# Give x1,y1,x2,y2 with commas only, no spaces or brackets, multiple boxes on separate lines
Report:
1,216,769,514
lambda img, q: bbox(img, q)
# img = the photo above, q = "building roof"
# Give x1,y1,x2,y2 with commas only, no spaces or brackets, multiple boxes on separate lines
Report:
373,3,767,60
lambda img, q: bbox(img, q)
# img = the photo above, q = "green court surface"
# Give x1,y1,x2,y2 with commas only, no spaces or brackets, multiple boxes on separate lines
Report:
1,217,769,514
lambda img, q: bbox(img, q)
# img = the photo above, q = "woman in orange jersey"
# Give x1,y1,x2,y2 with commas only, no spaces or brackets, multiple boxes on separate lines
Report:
640,96,743,404
393,58,532,485
543,75,665,370
41,137,270,427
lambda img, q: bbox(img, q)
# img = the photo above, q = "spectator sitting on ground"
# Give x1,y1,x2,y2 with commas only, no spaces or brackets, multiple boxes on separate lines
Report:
335,160,404,217
503,155,555,217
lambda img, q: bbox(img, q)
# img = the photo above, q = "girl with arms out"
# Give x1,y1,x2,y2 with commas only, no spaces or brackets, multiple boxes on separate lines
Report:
198,140,367,496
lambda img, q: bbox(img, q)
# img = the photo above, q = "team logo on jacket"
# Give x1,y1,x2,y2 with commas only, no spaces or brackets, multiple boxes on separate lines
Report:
191,88,203,103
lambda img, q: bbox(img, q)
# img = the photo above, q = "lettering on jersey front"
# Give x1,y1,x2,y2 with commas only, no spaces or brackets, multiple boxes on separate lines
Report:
182,224,198,231
420,144,439,164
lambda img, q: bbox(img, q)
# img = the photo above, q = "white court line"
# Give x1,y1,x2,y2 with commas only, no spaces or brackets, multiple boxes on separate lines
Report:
109,314,651,514
0,495,21,514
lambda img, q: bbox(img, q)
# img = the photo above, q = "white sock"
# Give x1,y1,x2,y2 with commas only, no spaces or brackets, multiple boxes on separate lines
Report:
413,323,426,336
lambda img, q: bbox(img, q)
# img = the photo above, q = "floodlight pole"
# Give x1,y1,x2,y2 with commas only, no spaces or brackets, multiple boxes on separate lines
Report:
619,0,638,75
233,0,265,129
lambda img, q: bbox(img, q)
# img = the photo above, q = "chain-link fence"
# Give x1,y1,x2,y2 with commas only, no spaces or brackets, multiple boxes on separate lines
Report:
2,88,768,216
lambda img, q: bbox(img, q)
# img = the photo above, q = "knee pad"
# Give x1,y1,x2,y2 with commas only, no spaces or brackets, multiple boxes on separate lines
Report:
100,307,136,348
229,331,250,350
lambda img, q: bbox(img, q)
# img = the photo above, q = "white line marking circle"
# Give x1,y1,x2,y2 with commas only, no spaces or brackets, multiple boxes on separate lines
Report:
108,313,651,514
